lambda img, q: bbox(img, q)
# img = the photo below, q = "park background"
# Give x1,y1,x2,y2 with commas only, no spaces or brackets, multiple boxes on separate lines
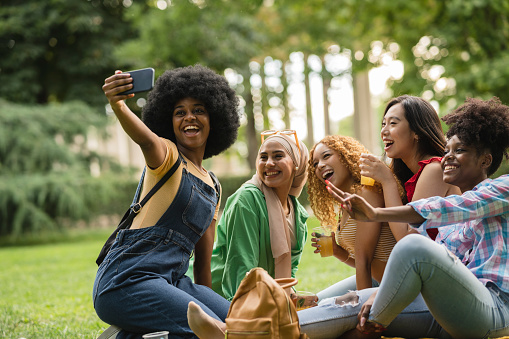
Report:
1,0,509,337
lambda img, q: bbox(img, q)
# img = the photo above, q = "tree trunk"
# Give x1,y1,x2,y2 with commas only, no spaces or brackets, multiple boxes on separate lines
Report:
261,60,270,131
281,59,291,129
304,54,314,146
353,71,379,154
243,70,258,171
321,56,331,136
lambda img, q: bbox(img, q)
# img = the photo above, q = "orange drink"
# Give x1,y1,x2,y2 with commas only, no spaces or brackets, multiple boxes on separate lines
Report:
360,175,375,186
313,226,334,257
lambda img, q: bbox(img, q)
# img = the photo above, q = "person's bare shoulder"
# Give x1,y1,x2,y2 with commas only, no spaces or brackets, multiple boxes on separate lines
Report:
413,161,452,200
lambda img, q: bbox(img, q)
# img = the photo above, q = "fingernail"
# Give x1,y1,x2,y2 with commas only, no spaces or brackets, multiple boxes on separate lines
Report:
325,180,329,185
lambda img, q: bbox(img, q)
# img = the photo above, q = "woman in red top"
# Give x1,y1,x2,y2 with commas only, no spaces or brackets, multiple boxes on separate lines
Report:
360,95,460,241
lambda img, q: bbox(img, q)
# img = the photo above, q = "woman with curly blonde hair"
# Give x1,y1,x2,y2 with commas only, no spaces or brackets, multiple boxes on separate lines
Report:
308,135,398,297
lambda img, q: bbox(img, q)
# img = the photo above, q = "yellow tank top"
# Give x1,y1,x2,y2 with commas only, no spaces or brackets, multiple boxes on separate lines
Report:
336,216,396,262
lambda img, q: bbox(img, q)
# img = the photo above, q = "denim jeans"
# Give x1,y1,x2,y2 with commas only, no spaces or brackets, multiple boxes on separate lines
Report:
299,288,441,338
299,235,509,338
93,168,230,339
316,275,379,302
370,234,509,338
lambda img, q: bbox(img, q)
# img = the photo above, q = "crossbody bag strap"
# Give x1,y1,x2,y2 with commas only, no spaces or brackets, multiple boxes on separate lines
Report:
130,167,146,206
130,155,182,214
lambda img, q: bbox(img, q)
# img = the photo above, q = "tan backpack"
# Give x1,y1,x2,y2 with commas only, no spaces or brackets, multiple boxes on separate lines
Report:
225,268,309,338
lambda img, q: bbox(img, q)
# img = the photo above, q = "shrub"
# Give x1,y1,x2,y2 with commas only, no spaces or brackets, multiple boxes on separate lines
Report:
0,99,136,238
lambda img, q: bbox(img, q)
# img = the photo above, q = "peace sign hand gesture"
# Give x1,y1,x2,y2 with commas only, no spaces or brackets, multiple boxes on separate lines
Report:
325,180,378,222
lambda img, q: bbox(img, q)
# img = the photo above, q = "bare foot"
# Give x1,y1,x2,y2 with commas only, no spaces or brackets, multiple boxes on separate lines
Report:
187,301,226,339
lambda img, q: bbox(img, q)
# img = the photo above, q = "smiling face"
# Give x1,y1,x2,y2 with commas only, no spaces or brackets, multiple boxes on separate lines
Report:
172,97,210,156
257,139,295,191
442,135,490,192
381,103,419,161
312,143,353,191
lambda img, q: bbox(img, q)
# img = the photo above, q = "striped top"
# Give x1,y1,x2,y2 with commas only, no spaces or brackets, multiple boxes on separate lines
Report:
410,175,509,292
336,216,396,262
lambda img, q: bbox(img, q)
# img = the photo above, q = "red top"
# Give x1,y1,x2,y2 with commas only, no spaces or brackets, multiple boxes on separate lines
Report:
404,157,442,240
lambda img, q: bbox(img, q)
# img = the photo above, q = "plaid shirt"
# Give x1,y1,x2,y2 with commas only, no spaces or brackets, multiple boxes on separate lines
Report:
409,175,509,292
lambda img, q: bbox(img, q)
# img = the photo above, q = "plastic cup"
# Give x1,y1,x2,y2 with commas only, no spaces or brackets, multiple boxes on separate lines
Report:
291,291,318,311
142,331,169,339
360,154,382,186
313,226,334,257
360,175,375,186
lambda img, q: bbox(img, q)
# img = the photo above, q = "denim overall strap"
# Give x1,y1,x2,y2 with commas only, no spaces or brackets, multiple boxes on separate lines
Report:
153,165,219,249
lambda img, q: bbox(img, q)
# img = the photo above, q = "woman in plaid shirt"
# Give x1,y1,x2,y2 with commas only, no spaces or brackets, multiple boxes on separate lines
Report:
298,97,509,338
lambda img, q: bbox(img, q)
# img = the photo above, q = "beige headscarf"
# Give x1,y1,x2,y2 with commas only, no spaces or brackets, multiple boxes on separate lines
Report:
246,134,309,279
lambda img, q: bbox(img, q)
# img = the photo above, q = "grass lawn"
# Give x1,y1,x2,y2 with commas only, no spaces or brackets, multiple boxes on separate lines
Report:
0,217,355,338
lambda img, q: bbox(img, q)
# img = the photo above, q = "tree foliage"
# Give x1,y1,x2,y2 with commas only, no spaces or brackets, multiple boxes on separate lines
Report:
0,100,135,238
0,0,133,109
115,0,267,73
2,0,509,238
273,0,509,107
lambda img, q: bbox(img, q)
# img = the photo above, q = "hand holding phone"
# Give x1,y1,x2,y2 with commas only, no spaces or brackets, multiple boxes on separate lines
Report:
119,68,155,95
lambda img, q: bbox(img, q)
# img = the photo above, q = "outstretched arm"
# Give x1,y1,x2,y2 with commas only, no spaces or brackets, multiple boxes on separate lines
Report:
102,70,166,169
326,180,425,224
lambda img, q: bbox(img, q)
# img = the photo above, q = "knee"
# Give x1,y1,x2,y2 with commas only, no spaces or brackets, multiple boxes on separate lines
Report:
392,234,435,259
334,291,359,306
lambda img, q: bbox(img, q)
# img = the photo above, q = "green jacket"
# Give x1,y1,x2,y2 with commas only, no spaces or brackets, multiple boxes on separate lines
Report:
211,183,308,301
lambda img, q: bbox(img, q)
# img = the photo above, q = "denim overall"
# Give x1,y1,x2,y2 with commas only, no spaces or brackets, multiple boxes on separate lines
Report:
93,161,230,339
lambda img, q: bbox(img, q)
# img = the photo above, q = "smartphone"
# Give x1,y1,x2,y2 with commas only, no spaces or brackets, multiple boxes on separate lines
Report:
119,67,155,95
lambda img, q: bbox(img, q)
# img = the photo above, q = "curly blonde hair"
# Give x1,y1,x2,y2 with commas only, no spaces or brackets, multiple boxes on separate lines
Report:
307,135,384,226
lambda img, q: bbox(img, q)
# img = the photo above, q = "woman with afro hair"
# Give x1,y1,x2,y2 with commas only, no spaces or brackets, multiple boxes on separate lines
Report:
307,135,398,298
299,97,509,338
94,65,239,339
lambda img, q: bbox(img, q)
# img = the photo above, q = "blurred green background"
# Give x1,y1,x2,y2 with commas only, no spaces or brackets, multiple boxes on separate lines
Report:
2,0,509,238
2,0,509,337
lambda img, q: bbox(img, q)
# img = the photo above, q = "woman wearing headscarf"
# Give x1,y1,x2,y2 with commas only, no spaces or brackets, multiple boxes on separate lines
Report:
210,130,309,301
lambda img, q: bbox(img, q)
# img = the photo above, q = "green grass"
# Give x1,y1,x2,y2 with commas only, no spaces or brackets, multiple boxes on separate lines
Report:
0,218,354,338
295,217,355,292
0,229,112,339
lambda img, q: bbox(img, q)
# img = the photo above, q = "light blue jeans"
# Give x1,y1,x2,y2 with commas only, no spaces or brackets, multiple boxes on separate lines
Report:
316,275,379,301
299,235,509,338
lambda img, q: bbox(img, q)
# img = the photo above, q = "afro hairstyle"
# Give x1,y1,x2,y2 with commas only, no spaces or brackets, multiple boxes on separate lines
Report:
141,64,240,159
442,97,509,176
